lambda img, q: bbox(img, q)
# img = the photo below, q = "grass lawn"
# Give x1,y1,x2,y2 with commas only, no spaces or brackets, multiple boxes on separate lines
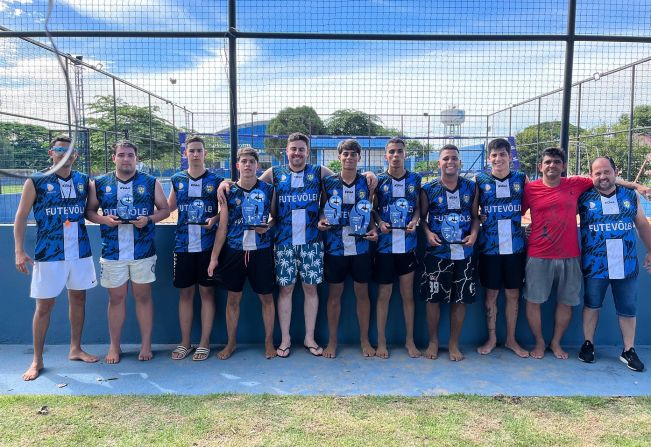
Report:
1,395,650,446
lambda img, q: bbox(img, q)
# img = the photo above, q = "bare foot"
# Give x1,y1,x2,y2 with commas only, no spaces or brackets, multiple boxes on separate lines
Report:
217,344,236,360
530,343,545,359
105,346,121,364
22,362,43,381
549,342,568,360
424,342,439,360
361,341,376,357
69,348,99,363
505,341,529,358
138,347,153,361
405,341,421,358
477,338,497,355
322,343,337,359
264,342,276,359
448,347,465,361
375,343,389,359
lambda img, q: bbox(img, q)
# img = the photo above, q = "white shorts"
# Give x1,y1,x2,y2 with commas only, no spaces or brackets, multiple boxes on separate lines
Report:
30,257,97,299
99,255,157,288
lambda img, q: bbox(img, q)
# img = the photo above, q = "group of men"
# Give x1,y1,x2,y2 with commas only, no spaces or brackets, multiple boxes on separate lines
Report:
14,133,651,381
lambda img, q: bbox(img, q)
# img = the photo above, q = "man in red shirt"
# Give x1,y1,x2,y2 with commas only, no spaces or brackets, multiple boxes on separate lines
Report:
522,147,648,359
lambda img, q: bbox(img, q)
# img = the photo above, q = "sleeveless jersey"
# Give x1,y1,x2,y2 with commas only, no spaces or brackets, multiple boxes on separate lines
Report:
476,170,526,255
273,164,321,247
579,186,639,279
225,180,274,251
422,176,476,260
95,171,156,260
322,173,371,256
171,170,222,253
30,171,91,261
375,171,421,254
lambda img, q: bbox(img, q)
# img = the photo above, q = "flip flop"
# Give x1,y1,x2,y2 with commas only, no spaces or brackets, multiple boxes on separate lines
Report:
171,345,194,360
276,345,291,358
192,347,210,361
304,344,323,357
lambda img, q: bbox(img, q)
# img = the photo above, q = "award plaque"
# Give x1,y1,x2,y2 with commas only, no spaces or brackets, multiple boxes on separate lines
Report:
388,198,409,230
243,188,268,229
187,199,206,225
117,194,136,223
441,212,465,244
347,199,372,238
324,195,343,227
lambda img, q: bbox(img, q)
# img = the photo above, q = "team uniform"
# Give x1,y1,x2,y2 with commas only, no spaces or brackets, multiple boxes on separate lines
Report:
218,180,275,294
579,186,640,317
29,171,96,298
476,171,526,290
171,170,222,288
522,176,593,305
272,164,323,286
420,177,478,303
322,173,372,284
374,171,421,283
94,171,158,288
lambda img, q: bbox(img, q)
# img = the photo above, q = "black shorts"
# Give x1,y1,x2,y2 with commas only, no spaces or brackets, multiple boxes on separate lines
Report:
419,253,477,304
478,252,526,290
324,253,371,284
373,251,417,284
218,245,274,295
173,251,215,288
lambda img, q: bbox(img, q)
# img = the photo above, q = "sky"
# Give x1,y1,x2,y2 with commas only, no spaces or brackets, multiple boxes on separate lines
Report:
1,0,650,138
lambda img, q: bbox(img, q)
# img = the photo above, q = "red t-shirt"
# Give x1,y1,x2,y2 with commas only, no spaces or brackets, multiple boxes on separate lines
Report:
522,176,593,259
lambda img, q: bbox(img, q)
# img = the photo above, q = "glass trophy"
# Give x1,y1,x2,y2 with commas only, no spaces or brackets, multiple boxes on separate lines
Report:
388,198,409,229
348,199,372,238
441,212,465,244
324,195,343,227
187,199,206,225
243,188,268,229
116,194,136,223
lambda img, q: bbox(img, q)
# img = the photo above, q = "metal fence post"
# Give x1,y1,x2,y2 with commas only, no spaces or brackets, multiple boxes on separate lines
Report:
149,94,153,171
560,0,577,166
575,82,582,175
627,65,636,180
228,0,239,181
112,78,118,142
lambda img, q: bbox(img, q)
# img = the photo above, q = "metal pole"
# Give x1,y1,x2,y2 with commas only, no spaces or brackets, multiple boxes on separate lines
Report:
65,58,72,136
536,97,542,178
627,65,636,180
560,0,577,168
191,112,195,133
149,94,153,171
104,131,109,173
575,82,582,175
427,114,431,170
112,78,118,142
508,107,512,137
228,0,239,181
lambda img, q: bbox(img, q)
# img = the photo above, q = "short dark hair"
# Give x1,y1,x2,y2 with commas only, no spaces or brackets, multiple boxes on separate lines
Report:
113,139,139,155
287,132,310,147
185,135,205,148
487,138,510,154
590,156,617,173
440,144,459,154
541,147,565,164
237,146,259,162
50,134,71,147
385,137,405,150
337,139,362,155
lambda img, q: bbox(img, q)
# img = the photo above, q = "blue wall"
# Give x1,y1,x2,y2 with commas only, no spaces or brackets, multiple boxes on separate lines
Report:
1,224,650,347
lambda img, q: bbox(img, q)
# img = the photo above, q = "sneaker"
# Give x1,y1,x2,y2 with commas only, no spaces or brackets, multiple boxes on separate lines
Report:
620,347,645,372
578,340,595,363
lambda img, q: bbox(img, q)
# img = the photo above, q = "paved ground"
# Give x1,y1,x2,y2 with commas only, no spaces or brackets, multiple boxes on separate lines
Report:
1,344,648,396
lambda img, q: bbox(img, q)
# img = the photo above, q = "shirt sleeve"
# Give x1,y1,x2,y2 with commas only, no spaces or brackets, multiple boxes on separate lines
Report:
570,176,594,194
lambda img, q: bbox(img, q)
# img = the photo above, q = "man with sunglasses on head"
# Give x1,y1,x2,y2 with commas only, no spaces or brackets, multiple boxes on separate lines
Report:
15,135,98,381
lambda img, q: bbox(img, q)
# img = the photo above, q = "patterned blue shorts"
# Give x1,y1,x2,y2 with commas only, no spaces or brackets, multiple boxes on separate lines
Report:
274,242,323,286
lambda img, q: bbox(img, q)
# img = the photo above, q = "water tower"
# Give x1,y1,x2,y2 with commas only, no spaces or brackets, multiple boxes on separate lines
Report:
440,106,465,140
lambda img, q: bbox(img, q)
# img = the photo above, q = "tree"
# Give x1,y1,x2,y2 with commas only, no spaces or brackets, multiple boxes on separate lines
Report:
265,106,326,161
515,121,580,178
325,109,388,136
327,159,342,173
0,122,51,171
85,95,177,174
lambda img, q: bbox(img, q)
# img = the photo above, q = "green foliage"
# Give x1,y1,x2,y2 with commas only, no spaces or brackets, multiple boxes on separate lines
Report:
0,122,51,171
265,106,326,160
327,159,342,173
515,121,579,178
325,109,387,136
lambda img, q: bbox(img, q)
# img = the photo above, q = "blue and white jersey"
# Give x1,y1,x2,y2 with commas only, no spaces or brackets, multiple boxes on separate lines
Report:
476,170,526,255
31,171,91,262
423,177,476,260
171,170,222,253
375,171,421,254
95,171,156,261
322,173,371,256
579,186,639,279
273,164,321,247
225,180,274,251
